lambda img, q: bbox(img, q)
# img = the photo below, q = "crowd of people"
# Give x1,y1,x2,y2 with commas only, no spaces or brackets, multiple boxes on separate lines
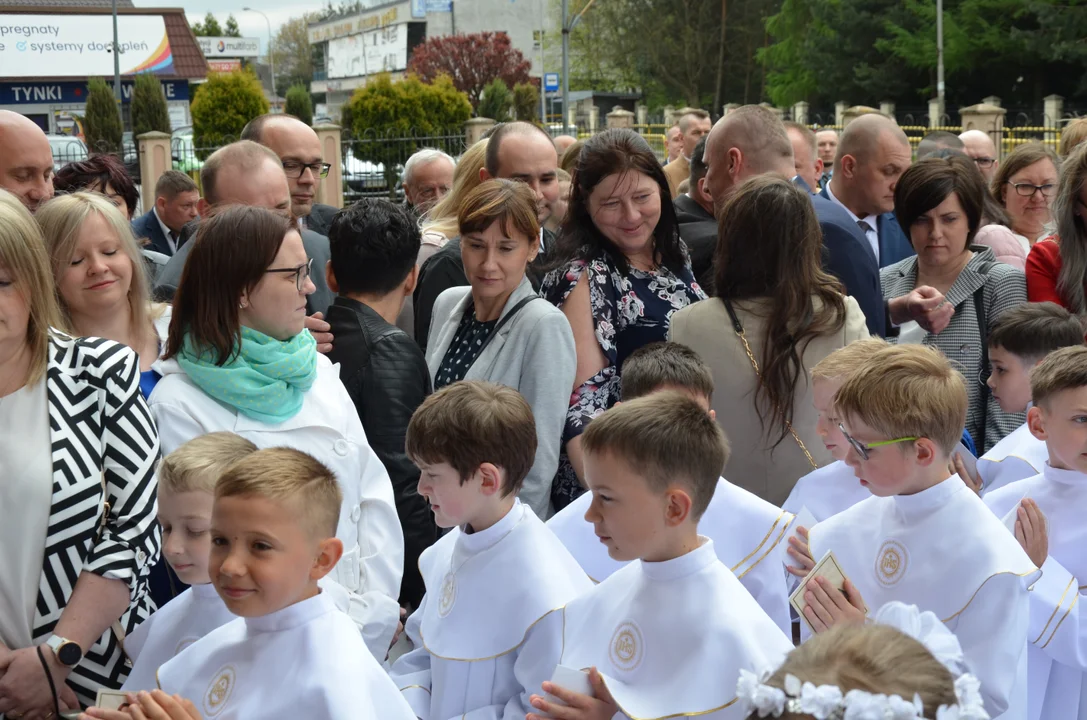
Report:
0,101,1085,720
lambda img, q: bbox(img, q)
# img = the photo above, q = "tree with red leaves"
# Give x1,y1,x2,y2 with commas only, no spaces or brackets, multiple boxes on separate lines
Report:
407,31,533,112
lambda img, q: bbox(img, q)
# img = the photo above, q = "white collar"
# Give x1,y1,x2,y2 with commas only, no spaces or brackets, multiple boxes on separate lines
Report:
637,536,716,581
1042,462,1087,487
244,590,331,633
152,207,176,246
825,181,879,230
892,475,964,522
457,499,524,554
191,583,221,600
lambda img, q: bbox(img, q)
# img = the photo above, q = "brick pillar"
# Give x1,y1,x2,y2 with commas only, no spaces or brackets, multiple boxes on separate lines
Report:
465,117,496,146
137,131,172,203
313,123,344,210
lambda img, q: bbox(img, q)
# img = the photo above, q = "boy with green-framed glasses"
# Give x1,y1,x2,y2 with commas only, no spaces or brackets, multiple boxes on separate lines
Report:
795,343,1040,719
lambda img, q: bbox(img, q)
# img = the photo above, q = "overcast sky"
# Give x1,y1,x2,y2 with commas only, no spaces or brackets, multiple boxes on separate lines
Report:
133,0,328,53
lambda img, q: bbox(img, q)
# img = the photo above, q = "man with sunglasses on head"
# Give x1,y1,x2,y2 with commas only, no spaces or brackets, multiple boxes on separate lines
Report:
151,140,336,323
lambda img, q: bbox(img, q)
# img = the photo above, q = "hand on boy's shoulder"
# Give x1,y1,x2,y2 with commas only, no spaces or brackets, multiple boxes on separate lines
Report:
527,667,617,720
950,455,982,495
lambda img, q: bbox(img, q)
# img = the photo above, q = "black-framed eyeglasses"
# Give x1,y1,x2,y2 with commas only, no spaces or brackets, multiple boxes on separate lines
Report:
266,258,313,292
972,157,996,169
282,161,331,179
1007,181,1056,198
838,422,917,462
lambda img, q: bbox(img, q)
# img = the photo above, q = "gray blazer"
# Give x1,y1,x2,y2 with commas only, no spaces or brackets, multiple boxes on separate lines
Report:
426,276,576,519
881,245,1027,452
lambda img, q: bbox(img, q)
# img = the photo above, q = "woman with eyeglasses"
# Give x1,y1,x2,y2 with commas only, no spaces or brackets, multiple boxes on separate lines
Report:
146,205,406,659
881,156,1027,453
1026,141,1087,316
989,143,1061,256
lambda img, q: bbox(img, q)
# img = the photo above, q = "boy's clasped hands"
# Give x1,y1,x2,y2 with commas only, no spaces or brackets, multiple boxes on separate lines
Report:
786,525,868,633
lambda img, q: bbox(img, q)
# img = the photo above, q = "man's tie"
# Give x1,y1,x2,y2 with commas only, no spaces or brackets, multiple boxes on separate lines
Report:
857,220,873,234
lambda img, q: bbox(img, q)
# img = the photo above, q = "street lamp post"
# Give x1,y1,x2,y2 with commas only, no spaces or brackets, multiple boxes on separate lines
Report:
936,0,945,110
244,7,276,110
111,0,121,102
560,0,597,135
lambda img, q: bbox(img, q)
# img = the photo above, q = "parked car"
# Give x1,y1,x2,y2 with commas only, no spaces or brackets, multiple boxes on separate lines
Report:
47,135,88,171
171,135,204,173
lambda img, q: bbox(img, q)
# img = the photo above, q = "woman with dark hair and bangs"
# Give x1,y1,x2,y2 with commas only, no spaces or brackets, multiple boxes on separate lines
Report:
542,128,706,510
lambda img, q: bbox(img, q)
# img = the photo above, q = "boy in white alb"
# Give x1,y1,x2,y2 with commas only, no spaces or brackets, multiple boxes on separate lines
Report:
523,393,793,720
784,338,889,524
388,381,592,719
121,433,255,692
797,344,1038,719
971,303,1084,496
547,342,793,634
985,345,1087,720
155,448,416,719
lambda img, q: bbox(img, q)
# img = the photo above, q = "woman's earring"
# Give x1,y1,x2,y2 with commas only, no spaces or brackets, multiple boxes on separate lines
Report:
239,301,247,310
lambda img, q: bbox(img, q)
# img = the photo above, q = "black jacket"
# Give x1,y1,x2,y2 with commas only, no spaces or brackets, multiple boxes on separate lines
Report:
306,203,340,237
325,296,435,608
673,193,717,294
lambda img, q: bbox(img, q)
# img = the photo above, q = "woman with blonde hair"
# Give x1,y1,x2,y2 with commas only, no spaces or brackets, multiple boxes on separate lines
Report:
1026,140,1087,315
36,192,169,399
0,189,160,714
418,138,488,266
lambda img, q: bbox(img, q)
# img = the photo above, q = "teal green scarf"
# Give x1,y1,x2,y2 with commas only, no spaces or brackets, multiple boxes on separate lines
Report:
177,327,318,423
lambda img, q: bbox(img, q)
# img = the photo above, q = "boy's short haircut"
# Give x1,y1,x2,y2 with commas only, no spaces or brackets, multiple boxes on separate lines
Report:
1030,345,1087,409
811,338,892,381
988,302,1084,362
158,432,258,495
406,381,537,496
581,392,727,520
621,342,714,402
747,624,956,720
216,448,343,539
834,345,967,455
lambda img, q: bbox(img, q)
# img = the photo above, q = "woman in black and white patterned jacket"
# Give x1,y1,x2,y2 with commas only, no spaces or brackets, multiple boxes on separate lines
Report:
0,190,160,716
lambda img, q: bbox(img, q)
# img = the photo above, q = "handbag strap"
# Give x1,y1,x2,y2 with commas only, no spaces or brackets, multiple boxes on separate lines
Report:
470,294,539,357
722,298,819,471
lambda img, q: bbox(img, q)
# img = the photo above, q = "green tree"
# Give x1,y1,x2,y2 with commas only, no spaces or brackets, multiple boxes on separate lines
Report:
191,12,224,37
84,77,123,155
191,68,269,159
224,14,242,38
273,14,320,98
347,74,471,196
512,82,540,122
131,73,171,163
285,84,314,125
477,79,513,121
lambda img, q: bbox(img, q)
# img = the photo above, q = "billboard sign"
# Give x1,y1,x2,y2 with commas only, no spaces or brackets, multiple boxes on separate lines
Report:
326,23,407,79
308,2,405,45
0,14,174,77
544,73,559,92
206,58,242,72
0,79,189,105
197,36,259,58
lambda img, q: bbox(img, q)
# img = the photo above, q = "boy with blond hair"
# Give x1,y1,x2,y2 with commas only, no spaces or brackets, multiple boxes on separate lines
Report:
120,433,256,692
389,381,591,719
784,337,890,524
985,345,1087,720
156,448,416,718
523,393,792,720
799,344,1038,719
974,302,1084,495
548,342,793,633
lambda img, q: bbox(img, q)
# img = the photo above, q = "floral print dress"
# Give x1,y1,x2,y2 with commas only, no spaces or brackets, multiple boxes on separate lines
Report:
541,247,706,509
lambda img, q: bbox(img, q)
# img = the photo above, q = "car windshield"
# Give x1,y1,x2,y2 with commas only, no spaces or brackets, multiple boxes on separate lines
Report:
48,137,88,167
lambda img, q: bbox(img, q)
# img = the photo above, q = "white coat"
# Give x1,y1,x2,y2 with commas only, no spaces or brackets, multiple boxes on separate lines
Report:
148,353,404,659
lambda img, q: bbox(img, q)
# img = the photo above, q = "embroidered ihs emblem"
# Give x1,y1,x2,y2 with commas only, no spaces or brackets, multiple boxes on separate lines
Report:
875,539,909,587
438,572,457,617
608,621,644,672
203,665,236,717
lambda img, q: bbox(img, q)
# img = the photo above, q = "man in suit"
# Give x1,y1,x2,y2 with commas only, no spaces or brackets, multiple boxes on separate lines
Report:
815,128,838,189
130,170,199,256
305,202,340,236
820,114,915,268
785,121,825,193
412,121,560,350
324,198,435,611
703,105,953,339
673,135,716,293
664,108,711,198
152,141,336,320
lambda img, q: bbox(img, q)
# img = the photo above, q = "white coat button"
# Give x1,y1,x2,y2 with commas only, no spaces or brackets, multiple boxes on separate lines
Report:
136,550,147,564
333,439,349,456
350,506,361,522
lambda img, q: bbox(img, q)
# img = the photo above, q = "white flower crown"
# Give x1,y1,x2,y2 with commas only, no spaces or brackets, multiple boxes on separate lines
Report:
737,670,990,720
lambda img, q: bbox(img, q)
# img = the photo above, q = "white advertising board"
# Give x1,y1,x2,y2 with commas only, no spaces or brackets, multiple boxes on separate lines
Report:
197,36,260,58
326,23,407,79
0,14,174,78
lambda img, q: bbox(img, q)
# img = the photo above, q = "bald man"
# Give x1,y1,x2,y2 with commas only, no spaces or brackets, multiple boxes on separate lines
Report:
553,134,578,154
821,114,914,268
0,110,55,212
959,129,1000,181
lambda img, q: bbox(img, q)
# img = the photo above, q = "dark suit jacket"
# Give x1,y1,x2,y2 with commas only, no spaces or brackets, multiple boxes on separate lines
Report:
305,203,340,237
673,193,717,295
796,177,886,337
817,186,915,268
152,220,336,316
131,208,173,257
325,296,435,608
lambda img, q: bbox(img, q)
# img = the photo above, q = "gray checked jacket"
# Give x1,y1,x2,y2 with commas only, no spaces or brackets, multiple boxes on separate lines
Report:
881,246,1027,453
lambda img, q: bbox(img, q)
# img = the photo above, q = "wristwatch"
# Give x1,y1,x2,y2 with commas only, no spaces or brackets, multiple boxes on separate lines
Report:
46,635,83,667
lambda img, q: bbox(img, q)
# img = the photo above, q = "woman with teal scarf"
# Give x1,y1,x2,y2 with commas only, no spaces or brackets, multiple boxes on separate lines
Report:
146,205,405,658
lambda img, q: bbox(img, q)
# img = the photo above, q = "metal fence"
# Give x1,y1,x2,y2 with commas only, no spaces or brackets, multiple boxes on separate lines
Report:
341,129,467,203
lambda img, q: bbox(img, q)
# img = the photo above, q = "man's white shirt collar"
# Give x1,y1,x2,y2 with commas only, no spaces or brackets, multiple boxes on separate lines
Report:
825,181,880,260
152,206,177,254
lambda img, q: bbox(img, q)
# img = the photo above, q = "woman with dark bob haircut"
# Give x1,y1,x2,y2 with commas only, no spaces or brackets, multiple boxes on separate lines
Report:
881,155,1027,452
542,128,705,509
53,154,139,220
